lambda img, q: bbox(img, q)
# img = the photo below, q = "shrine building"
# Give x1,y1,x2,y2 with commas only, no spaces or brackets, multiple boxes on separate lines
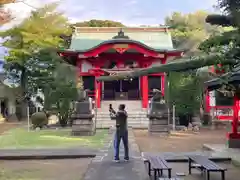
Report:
58,27,184,108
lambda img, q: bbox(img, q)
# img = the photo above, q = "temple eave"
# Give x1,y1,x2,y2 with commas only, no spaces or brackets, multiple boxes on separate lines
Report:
58,49,184,57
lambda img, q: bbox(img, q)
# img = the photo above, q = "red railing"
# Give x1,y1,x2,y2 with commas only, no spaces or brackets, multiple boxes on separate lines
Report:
210,106,240,121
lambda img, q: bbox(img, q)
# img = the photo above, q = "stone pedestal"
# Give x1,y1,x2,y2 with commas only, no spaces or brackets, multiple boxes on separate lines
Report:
148,102,169,133
228,133,240,148
70,101,95,136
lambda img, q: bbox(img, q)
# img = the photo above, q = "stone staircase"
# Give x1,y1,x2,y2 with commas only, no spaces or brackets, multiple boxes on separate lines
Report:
96,100,149,129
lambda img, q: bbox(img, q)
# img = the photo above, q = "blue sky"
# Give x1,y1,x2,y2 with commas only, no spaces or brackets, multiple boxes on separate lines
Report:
3,0,218,28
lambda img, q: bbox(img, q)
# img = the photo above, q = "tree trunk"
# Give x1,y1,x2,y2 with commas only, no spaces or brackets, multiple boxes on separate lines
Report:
19,68,28,119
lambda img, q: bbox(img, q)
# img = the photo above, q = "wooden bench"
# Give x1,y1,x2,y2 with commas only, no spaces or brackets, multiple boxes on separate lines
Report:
188,155,227,180
143,154,172,180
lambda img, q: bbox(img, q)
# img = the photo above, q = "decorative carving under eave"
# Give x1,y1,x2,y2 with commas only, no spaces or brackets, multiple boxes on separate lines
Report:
113,44,129,54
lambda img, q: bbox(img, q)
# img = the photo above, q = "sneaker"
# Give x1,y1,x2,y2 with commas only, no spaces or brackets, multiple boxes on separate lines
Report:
124,158,129,162
113,159,120,163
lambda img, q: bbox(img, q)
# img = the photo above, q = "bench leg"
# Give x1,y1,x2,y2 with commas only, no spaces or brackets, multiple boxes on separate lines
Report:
206,171,210,180
188,158,192,174
154,170,157,180
200,167,205,176
147,161,151,176
168,169,171,178
221,171,225,180
157,169,163,177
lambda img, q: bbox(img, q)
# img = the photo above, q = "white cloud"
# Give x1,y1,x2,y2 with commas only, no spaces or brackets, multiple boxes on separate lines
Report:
125,0,138,5
1,0,42,29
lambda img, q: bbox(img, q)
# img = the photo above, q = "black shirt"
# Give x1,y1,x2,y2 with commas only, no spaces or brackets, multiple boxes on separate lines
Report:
115,110,128,133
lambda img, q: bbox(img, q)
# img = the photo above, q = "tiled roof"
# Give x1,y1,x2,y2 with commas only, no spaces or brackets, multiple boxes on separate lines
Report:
70,27,174,51
205,71,240,91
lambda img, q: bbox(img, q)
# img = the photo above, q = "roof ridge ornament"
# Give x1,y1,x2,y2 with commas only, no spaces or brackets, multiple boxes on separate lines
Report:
112,28,129,39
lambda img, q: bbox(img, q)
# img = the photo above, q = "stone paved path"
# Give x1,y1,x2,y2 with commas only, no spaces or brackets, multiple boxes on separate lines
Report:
83,129,149,180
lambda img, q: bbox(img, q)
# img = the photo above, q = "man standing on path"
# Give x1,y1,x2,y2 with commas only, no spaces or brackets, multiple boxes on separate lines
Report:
113,104,129,162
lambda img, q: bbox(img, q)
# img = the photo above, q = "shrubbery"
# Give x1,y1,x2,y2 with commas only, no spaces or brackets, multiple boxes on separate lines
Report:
31,112,48,128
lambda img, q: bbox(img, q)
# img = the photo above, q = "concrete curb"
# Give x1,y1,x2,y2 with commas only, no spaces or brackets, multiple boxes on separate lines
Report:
203,144,240,166
0,148,97,160
0,154,96,160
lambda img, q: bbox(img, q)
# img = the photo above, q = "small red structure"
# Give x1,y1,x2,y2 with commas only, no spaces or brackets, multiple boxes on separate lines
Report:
58,27,183,108
205,72,240,148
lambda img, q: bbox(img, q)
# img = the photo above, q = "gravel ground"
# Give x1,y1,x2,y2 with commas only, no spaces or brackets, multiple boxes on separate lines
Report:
0,158,92,180
134,128,227,152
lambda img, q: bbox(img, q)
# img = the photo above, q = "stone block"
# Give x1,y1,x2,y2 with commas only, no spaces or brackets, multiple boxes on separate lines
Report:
70,100,95,136
75,101,91,114
228,138,240,148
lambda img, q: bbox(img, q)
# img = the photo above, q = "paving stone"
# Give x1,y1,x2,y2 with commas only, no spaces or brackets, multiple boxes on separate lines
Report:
83,129,149,180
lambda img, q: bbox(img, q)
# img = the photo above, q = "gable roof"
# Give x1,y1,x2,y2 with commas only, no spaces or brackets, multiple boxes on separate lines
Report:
205,72,240,91
69,27,175,51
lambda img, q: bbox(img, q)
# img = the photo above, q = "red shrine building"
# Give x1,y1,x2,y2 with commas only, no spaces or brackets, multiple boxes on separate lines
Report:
58,27,184,108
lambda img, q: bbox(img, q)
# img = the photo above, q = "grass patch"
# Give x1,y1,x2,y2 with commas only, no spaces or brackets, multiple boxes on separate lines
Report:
0,128,107,149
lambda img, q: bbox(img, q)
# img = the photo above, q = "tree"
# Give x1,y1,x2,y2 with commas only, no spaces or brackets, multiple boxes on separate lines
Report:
73,19,125,27
165,11,226,56
1,2,70,92
1,2,71,117
43,61,78,126
164,11,227,119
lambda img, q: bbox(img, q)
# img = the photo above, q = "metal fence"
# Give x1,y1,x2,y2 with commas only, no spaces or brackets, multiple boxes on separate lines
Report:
209,106,237,121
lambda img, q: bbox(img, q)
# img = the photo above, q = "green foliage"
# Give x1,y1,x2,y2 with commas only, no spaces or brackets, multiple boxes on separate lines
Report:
1,2,78,124
167,72,201,114
1,2,71,97
206,0,240,27
44,63,78,127
218,0,240,22
165,11,223,53
1,2,70,63
73,19,125,27
31,111,48,128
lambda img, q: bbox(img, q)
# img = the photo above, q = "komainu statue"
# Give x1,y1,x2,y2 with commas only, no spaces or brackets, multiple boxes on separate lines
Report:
147,89,169,133
70,89,95,136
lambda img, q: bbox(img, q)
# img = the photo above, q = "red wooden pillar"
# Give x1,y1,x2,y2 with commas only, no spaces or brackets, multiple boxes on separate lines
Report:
142,76,148,108
161,57,167,96
232,94,239,134
161,73,165,96
95,76,101,108
205,90,210,113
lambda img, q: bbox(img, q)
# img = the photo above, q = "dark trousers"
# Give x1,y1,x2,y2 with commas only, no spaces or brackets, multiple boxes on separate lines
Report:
114,130,129,160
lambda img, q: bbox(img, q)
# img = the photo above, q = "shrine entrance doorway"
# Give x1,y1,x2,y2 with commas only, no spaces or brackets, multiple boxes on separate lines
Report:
103,78,139,100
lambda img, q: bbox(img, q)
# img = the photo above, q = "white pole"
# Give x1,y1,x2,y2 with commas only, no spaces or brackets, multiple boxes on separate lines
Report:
167,80,170,126
173,105,176,131
27,106,30,132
